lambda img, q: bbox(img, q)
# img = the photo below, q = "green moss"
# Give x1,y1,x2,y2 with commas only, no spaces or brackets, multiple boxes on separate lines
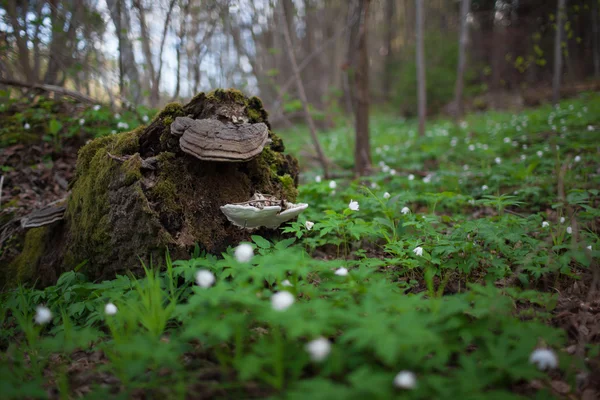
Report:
65,127,144,268
5,227,48,286
278,174,297,200
247,96,269,124
206,88,247,105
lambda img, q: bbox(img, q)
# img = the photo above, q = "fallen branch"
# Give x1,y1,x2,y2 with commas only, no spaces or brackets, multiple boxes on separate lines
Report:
0,78,98,104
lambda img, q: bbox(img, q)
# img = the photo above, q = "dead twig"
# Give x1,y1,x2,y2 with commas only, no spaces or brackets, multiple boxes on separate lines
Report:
0,78,98,104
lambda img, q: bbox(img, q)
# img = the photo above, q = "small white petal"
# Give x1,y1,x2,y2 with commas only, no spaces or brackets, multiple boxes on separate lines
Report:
334,267,348,276
306,337,331,362
401,207,410,215
234,243,254,263
495,157,502,164
93,104,101,111
271,291,295,311
560,217,565,224
348,200,359,211
529,348,558,370
24,123,31,130
34,306,52,325
393,371,417,389
542,221,550,228
383,192,391,199
566,226,572,234
482,185,488,191
142,115,149,122
305,221,315,230
574,155,581,163
329,180,337,189
195,270,216,288
79,118,85,126
408,174,415,181
413,246,423,257
587,245,592,251
281,279,293,287
104,303,118,315
315,175,322,183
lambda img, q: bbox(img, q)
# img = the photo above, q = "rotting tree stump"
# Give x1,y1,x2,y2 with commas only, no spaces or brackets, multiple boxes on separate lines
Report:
1,89,300,288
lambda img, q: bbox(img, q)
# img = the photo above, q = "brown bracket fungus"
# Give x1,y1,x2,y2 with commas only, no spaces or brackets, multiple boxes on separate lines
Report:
171,117,269,162
20,199,67,228
220,193,308,229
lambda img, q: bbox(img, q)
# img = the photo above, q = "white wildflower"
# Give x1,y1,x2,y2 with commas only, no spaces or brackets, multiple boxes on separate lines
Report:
401,207,410,215
79,118,85,126
503,137,510,143
335,267,348,276
329,180,337,189
482,185,489,191
348,200,359,211
315,175,322,183
408,174,415,181
281,279,293,287
34,306,52,325
460,121,468,129
305,221,315,230
114,113,121,119
495,157,502,164
195,270,216,288
423,175,432,184
24,123,31,130
306,337,331,362
234,243,254,263
587,125,594,131
93,104,101,111
370,182,378,189
413,246,423,257
111,130,117,134
271,291,294,311
574,155,581,163
382,165,390,173
587,245,592,251
522,144,528,150
468,144,475,151
542,221,550,228
520,155,526,161
393,371,417,389
537,150,543,157
463,165,469,171
104,303,118,315
560,217,565,224
390,169,397,176
142,115,149,123
566,226,572,234
529,348,558,370
383,192,391,199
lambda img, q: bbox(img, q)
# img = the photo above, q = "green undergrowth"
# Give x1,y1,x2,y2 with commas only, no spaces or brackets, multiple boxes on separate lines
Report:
1,93,599,398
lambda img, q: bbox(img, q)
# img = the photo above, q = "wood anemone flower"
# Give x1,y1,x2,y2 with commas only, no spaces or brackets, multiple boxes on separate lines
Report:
170,117,270,162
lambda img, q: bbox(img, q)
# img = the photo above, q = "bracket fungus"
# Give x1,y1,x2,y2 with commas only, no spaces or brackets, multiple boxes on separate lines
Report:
20,199,67,229
171,117,270,162
221,193,308,229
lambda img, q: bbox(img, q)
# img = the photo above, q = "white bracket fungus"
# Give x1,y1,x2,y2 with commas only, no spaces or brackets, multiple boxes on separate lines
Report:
220,193,308,229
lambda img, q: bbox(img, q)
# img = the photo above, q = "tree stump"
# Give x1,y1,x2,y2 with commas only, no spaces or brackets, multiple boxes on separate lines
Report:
1,89,300,288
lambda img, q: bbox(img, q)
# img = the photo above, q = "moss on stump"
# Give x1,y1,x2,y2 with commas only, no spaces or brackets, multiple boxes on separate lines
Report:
1,89,300,287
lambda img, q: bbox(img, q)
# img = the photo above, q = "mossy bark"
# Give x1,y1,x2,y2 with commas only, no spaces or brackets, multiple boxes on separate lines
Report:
1,89,299,288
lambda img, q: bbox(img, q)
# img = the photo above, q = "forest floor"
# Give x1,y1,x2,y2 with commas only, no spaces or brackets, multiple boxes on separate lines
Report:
0,92,599,399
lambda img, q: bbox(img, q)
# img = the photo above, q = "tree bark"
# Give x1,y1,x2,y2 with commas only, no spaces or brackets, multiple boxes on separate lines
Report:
280,2,330,178
382,0,395,102
553,0,567,105
416,0,426,137
354,0,371,177
5,0,35,82
453,0,471,119
593,1,600,78
106,0,142,103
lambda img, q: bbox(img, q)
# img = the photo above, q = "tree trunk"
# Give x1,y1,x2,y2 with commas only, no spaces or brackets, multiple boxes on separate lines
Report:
382,0,395,102
106,0,142,103
553,0,567,105
416,0,426,137
5,0,35,82
453,0,471,119
354,0,371,177
593,1,600,78
133,0,159,107
280,2,330,178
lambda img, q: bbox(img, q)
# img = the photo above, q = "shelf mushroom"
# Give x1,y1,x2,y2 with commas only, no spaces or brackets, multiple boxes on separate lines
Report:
171,117,270,162
220,193,308,229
